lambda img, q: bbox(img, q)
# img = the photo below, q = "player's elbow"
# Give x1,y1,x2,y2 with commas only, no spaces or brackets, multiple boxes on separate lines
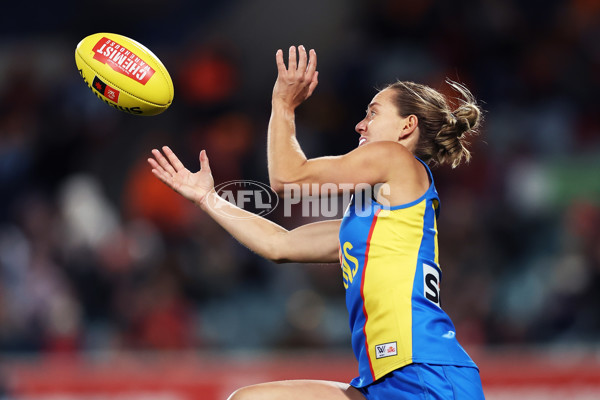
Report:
270,255,289,264
269,177,301,196
264,231,289,264
269,161,310,195
269,247,294,264
269,178,286,195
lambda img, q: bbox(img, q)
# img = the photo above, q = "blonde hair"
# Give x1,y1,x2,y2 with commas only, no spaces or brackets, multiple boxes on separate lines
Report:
386,80,482,168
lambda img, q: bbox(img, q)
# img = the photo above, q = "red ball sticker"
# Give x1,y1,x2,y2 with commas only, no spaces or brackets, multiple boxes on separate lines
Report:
92,37,156,85
93,76,121,103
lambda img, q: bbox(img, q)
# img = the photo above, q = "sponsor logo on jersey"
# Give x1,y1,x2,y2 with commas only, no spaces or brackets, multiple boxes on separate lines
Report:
92,37,155,85
442,330,456,339
341,241,359,289
423,263,441,307
375,342,398,359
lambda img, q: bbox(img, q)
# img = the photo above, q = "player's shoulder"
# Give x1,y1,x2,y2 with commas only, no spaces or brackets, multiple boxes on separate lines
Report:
361,141,418,168
345,141,423,187
366,142,429,192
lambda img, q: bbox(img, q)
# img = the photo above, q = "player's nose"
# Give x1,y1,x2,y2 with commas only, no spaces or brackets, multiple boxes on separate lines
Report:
355,118,367,134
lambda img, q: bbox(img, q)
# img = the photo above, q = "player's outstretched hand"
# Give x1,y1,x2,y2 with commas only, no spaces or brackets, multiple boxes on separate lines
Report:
272,45,318,110
148,146,214,205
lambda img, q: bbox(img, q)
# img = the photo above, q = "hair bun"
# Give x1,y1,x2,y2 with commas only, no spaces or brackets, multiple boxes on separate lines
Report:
384,79,483,168
453,103,481,135
447,112,471,138
434,88,482,168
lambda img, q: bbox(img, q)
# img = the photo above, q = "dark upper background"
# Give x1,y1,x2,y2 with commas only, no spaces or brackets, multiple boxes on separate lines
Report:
0,0,598,353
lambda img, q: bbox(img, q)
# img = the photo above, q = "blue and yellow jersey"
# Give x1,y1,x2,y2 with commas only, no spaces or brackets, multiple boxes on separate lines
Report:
339,159,477,388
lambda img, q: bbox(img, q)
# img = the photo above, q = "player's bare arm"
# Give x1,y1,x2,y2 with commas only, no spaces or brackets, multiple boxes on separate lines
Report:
148,146,340,264
268,46,428,206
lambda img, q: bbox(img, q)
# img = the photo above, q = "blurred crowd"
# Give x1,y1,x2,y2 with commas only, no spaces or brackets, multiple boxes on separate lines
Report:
0,0,599,356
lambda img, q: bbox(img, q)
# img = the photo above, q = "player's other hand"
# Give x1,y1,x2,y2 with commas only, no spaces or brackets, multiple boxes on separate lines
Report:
148,147,214,206
272,45,318,110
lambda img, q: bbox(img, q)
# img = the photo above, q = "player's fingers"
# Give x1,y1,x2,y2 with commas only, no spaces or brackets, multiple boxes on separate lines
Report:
288,46,297,72
297,45,307,76
307,71,319,97
199,150,211,173
163,146,186,172
152,148,177,176
306,49,317,78
147,157,162,173
275,49,286,75
148,158,172,185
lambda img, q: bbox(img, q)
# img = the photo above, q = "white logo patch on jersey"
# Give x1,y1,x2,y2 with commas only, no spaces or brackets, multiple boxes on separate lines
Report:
423,263,441,307
375,342,398,359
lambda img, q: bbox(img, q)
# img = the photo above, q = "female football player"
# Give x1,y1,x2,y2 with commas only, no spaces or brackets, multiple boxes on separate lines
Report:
148,45,485,399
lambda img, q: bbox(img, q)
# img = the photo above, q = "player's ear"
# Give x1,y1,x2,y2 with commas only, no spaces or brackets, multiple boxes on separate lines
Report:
398,115,418,140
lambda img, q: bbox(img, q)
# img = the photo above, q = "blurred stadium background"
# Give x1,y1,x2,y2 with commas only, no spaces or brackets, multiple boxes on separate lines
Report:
1,0,599,398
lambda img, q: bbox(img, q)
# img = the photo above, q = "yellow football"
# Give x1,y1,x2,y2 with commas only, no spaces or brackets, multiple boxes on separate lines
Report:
75,33,174,116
